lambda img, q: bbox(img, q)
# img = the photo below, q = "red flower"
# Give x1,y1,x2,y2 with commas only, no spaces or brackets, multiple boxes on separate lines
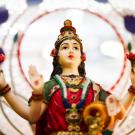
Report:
81,52,86,61
50,49,57,57
126,53,135,61
0,54,5,63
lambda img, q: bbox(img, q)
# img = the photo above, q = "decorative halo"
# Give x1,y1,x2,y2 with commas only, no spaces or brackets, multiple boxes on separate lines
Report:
16,8,127,92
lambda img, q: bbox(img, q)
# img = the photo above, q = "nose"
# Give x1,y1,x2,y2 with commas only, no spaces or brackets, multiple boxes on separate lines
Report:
69,47,74,53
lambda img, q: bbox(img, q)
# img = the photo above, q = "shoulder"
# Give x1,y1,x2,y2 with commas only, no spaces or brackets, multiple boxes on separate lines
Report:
88,79,101,93
43,78,60,103
89,79,110,102
44,78,58,90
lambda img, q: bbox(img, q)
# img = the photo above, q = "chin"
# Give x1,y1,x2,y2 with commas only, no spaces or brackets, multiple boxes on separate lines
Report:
62,61,75,67
67,60,75,64
61,59,79,67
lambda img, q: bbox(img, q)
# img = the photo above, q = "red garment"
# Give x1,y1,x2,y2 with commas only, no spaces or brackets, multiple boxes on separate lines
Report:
35,85,94,135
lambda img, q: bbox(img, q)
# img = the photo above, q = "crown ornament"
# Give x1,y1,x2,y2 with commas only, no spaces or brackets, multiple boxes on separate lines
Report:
55,19,82,46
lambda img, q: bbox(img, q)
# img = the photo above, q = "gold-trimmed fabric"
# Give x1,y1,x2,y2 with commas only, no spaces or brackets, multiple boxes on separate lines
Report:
49,131,87,135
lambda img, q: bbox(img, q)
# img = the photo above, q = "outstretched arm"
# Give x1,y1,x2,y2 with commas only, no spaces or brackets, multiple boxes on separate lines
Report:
0,65,47,123
104,67,135,132
27,65,47,122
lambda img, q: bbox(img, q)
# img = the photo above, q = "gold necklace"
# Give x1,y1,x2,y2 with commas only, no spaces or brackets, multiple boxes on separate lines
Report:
61,75,84,86
68,88,79,92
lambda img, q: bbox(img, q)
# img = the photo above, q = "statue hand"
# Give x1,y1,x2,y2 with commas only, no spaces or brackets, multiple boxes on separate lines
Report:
28,65,44,92
105,95,121,116
106,95,125,120
0,70,7,90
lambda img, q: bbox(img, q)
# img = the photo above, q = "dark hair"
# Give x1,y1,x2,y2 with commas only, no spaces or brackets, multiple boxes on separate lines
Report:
50,37,86,79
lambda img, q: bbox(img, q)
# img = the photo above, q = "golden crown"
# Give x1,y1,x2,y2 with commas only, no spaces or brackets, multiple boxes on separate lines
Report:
55,20,82,46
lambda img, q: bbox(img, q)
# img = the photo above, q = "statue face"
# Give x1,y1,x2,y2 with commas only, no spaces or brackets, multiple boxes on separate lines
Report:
58,39,81,68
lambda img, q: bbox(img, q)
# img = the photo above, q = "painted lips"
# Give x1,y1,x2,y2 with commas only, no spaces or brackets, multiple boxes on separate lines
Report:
68,54,74,58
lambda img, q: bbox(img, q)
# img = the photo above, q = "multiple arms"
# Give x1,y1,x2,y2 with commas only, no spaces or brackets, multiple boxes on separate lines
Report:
0,62,135,134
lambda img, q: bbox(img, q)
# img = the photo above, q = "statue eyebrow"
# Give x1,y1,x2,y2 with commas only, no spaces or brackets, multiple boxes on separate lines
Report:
60,43,69,46
73,42,79,45
60,42,80,46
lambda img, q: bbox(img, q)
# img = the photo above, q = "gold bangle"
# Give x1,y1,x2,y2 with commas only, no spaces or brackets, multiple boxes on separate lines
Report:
28,91,43,104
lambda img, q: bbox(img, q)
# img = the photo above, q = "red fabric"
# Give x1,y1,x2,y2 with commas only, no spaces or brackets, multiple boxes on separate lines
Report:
35,85,94,135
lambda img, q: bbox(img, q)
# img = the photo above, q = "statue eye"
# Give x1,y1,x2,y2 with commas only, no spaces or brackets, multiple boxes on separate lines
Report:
62,46,68,50
74,47,79,50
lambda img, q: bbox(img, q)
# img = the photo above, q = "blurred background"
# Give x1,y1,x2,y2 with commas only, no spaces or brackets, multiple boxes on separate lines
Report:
0,0,135,134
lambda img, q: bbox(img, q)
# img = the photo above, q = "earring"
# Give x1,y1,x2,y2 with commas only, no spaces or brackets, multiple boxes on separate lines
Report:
81,52,86,61
50,49,57,57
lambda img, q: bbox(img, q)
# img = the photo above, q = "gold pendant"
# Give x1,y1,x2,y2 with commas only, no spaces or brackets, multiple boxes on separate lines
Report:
65,104,82,132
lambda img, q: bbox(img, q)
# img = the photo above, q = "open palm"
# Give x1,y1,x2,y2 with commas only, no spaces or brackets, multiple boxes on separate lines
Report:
28,65,44,91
